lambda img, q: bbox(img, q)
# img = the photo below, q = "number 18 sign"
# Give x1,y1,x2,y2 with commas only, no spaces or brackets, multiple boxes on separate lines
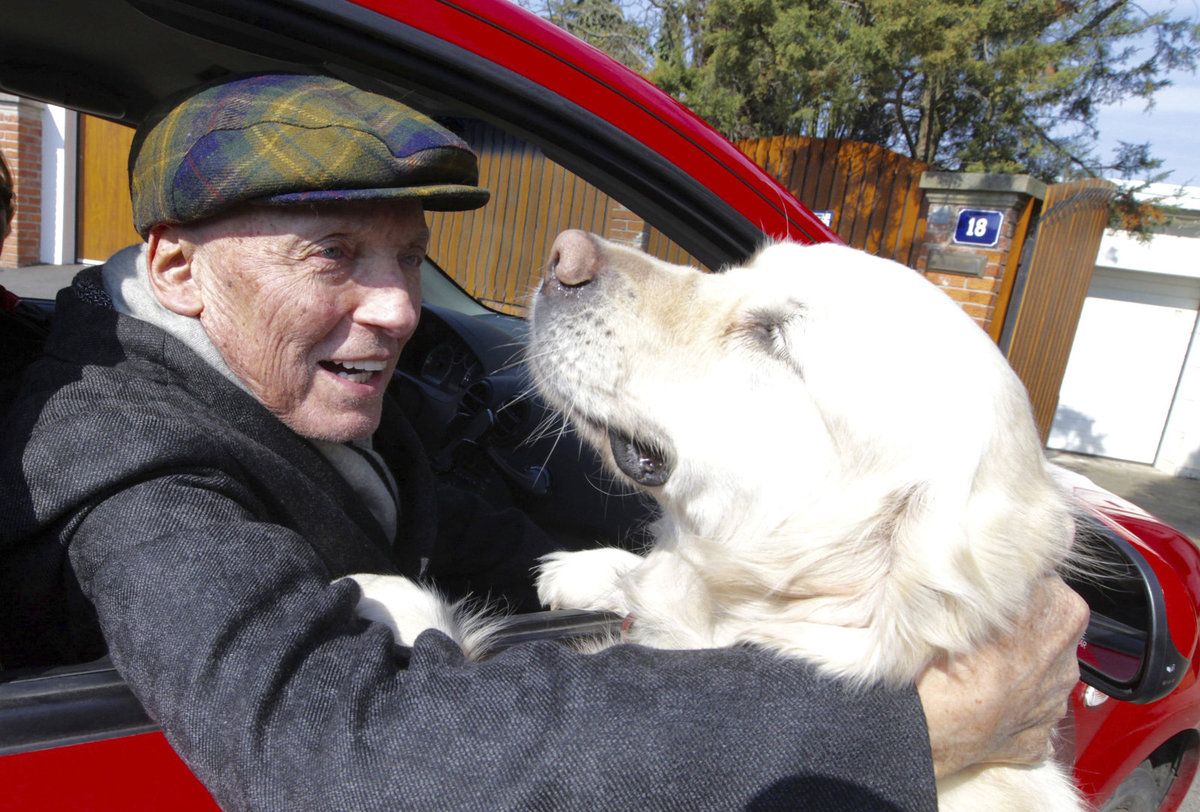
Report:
953,209,1004,247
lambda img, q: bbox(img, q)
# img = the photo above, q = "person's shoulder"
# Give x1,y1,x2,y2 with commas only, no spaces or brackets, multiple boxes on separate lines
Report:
6,366,228,490
11,263,238,441
3,305,242,490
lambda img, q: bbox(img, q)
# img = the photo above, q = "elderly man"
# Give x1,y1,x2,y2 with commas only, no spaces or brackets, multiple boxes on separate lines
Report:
0,74,1086,810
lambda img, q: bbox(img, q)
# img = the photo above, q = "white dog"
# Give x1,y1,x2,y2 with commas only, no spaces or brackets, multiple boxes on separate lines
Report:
347,232,1080,810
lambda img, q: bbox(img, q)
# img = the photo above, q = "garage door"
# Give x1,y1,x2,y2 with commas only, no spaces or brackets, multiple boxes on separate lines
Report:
1048,268,1200,463
76,114,140,264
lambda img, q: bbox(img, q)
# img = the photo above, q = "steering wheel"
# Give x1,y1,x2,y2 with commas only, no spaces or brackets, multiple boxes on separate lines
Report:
432,372,551,497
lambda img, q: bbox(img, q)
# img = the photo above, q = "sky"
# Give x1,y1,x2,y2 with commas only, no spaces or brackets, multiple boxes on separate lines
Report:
1093,0,1200,188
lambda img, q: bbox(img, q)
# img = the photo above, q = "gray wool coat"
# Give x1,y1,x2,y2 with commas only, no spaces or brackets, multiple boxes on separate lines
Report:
0,268,937,811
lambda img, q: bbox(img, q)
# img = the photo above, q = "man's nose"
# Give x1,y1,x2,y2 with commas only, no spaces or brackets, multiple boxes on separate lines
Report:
355,272,420,336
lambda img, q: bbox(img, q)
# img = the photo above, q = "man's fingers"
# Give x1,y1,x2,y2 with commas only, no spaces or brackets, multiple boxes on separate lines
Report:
918,576,1089,779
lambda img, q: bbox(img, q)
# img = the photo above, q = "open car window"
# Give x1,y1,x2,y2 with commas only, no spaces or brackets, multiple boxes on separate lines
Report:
425,118,707,317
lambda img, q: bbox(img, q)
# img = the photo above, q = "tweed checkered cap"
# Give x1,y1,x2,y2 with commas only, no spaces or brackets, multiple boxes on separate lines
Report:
130,74,490,236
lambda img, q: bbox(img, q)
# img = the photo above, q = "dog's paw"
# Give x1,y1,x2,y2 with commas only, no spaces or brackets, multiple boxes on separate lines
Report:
341,573,459,646
535,548,643,612
340,573,499,658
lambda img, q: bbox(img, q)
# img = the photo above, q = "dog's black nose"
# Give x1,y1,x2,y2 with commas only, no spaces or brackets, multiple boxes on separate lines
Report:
546,229,600,289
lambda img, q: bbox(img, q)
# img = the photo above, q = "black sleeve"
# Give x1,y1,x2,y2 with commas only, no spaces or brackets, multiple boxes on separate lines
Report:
69,471,937,812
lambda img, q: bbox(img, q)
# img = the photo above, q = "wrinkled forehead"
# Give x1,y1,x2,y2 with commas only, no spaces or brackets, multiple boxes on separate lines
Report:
184,198,431,243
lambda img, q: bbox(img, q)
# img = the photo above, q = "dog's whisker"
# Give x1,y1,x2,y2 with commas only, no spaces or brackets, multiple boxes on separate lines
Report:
521,406,572,448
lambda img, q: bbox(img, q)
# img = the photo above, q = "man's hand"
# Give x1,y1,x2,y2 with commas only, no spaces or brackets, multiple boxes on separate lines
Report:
917,577,1089,779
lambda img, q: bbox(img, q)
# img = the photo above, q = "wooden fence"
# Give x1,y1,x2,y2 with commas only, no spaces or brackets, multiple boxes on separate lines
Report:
1002,178,1117,441
427,121,616,315
427,128,932,314
736,136,929,266
428,121,703,316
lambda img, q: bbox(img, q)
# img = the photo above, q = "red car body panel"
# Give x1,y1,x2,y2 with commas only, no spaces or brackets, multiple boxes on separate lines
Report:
1065,482,1200,809
0,733,217,811
2,1,1198,809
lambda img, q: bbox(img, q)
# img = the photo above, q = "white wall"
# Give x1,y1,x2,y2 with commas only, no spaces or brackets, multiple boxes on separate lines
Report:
1158,314,1200,478
1092,227,1200,478
1096,229,1200,280
38,105,76,264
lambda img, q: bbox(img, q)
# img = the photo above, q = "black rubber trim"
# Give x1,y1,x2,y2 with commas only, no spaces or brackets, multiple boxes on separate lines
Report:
0,658,156,755
1071,516,1189,704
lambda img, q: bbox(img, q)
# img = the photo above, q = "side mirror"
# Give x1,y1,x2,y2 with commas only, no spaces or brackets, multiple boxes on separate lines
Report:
1066,515,1188,703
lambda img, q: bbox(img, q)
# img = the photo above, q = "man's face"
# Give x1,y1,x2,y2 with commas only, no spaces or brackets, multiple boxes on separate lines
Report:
188,200,428,442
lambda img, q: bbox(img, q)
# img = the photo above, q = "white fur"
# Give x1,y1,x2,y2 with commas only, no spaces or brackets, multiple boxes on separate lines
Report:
339,238,1080,809
537,548,644,611
340,573,498,659
527,239,1082,811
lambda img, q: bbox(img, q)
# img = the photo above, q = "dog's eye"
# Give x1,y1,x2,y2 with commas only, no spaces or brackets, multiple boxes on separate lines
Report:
734,304,807,379
746,320,778,347
739,305,801,356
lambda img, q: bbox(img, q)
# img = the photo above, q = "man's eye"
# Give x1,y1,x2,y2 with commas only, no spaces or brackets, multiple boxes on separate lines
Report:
400,252,425,268
318,245,347,261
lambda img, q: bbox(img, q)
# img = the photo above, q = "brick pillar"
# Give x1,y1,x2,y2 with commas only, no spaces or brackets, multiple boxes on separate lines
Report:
915,173,1045,335
0,94,44,267
605,200,649,249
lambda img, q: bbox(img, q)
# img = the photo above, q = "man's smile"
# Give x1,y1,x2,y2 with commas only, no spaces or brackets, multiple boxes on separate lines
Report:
319,358,388,385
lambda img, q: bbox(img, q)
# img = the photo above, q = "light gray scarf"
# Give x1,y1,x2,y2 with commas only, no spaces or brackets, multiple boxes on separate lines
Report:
101,244,399,540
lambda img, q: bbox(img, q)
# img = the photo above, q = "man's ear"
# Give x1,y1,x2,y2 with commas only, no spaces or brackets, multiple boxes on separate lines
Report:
146,225,203,317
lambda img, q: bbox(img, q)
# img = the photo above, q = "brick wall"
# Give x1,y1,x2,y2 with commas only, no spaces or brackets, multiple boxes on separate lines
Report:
913,203,1016,330
915,174,1046,338
604,200,648,249
924,270,1002,326
0,94,43,267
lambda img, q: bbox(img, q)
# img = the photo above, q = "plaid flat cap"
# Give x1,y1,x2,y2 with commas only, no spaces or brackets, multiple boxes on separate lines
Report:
130,73,490,236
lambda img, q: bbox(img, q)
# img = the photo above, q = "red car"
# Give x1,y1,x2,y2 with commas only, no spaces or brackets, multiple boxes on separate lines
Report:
1,1,1198,810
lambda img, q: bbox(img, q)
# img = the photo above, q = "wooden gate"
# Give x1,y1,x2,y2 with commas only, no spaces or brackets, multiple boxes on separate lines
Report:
736,136,929,266
1000,178,1117,442
76,114,140,263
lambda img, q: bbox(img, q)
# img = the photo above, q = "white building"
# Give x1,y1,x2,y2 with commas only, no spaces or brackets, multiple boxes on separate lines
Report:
1049,183,1200,478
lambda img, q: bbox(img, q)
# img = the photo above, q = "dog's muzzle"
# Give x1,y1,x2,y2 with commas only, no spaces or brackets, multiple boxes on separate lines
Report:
533,231,672,487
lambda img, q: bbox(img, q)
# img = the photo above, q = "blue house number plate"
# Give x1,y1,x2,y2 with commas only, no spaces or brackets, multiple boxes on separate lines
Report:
953,209,1003,247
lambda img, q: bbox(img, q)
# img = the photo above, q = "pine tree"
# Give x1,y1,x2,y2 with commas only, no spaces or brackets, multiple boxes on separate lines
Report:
524,0,1200,183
